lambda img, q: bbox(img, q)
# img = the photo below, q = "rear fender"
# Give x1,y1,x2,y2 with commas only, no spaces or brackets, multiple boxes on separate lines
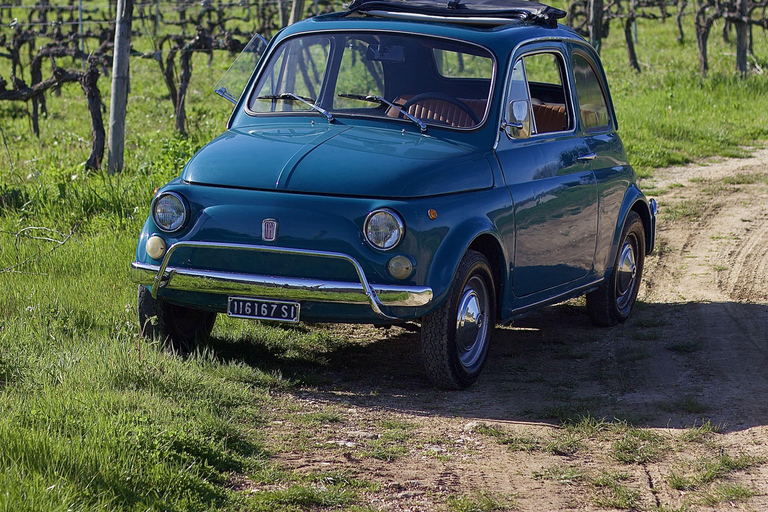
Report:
604,186,655,278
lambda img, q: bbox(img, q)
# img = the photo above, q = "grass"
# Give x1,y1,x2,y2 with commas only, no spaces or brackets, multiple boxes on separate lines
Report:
612,428,666,464
592,472,641,510
533,464,587,485
1,2,768,510
447,491,517,512
666,452,765,491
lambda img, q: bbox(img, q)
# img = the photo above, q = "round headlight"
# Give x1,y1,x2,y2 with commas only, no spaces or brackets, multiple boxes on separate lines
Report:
365,209,404,250
153,192,187,232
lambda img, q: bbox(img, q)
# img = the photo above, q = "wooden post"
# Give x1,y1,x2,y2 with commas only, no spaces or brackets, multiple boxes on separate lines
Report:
736,0,748,76
107,0,133,174
589,0,604,52
289,0,305,25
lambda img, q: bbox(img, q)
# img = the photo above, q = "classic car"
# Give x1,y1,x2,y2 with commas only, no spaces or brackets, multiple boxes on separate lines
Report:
130,0,657,388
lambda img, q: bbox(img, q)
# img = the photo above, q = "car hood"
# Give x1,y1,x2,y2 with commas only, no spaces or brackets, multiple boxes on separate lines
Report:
182,124,493,198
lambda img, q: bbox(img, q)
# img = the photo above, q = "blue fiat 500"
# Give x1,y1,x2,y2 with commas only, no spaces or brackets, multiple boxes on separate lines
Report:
131,0,656,388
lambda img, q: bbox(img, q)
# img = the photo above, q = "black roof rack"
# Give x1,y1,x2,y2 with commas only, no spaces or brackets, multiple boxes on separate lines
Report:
346,0,566,27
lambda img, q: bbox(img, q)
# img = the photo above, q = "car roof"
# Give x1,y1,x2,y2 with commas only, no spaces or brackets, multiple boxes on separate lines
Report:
279,9,586,57
347,0,566,27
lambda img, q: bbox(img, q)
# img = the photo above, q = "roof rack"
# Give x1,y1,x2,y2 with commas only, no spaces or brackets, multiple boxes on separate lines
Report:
345,0,566,27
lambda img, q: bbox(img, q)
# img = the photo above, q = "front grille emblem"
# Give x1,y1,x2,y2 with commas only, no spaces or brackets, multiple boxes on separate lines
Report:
262,218,278,242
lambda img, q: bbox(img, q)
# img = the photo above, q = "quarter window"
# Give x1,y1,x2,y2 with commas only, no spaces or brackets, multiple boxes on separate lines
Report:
572,54,610,130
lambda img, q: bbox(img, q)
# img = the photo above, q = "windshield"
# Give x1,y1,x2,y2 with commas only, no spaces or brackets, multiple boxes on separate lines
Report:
247,32,494,130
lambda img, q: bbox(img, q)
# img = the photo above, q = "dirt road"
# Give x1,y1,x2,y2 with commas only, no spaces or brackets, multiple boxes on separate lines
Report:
262,150,768,511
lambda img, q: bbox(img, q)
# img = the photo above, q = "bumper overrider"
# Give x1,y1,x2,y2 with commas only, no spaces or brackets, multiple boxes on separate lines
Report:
129,241,433,321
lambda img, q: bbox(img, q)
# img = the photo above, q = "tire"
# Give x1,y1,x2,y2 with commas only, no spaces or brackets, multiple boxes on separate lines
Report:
586,211,645,326
137,285,216,353
421,250,497,389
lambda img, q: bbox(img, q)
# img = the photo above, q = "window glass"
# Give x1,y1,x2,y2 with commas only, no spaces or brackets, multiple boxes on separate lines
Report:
334,38,385,110
433,49,493,79
572,54,610,129
247,33,494,130
513,52,570,134
523,53,563,88
506,60,529,103
249,35,330,112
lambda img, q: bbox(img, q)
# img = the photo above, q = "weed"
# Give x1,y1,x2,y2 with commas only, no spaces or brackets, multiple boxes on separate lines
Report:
533,465,587,485
612,428,666,464
665,339,703,354
679,420,722,443
699,483,756,506
667,451,765,491
662,200,707,221
592,472,640,510
473,423,544,452
448,490,517,512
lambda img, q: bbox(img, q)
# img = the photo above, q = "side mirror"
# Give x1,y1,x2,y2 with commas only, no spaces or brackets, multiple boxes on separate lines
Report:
503,100,531,139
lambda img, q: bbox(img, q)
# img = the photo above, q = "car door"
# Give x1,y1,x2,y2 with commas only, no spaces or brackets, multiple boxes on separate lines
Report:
495,47,598,298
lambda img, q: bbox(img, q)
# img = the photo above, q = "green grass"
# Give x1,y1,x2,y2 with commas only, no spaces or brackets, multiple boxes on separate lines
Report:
1,3,768,510
591,471,641,510
447,491,517,512
667,452,765,491
612,428,666,464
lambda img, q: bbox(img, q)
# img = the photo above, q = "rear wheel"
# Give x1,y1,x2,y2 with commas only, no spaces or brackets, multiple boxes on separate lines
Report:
421,250,496,389
586,211,645,326
137,285,216,353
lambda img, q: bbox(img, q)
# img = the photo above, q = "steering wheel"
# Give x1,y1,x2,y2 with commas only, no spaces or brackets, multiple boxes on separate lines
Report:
401,92,481,126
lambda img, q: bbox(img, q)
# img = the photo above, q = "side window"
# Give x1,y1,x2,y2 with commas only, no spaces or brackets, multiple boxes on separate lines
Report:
572,54,610,130
506,52,571,135
523,52,571,134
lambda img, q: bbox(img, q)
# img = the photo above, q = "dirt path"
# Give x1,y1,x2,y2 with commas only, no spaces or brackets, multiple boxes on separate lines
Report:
262,150,768,511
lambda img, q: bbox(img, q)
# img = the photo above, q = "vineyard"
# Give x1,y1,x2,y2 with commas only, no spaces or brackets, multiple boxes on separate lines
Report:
1,0,767,172
0,0,342,170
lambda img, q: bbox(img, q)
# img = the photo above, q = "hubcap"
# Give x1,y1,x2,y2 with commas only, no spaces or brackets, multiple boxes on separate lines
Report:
615,238,637,310
455,275,489,370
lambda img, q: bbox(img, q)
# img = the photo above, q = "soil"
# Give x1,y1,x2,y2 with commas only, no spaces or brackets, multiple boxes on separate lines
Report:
259,149,768,511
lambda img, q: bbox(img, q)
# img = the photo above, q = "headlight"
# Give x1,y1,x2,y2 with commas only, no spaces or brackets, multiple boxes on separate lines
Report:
364,208,404,250
152,192,187,232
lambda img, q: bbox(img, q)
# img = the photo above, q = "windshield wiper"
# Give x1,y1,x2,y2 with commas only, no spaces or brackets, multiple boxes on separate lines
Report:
257,93,334,123
338,93,426,133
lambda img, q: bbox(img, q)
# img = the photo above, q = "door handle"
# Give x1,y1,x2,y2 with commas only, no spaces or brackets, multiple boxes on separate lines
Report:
577,153,597,162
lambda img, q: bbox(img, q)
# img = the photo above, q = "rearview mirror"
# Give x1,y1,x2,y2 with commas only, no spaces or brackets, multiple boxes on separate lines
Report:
365,44,405,62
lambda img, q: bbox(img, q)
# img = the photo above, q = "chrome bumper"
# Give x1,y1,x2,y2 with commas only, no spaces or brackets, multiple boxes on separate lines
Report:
129,241,433,320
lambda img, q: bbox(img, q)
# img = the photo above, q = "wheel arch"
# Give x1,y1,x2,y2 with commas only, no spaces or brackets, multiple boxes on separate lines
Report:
425,219,509,315
468,233,506,320
605,187,654,278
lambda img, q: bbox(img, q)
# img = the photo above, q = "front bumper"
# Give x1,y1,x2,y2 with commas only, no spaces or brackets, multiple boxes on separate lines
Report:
130,241,433,320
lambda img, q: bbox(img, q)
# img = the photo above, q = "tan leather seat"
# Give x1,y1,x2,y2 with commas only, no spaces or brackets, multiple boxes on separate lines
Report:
532,103,568,133
387,95,487,128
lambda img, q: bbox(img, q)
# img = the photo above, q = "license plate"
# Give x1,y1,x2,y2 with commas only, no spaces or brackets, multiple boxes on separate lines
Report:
227,297,300,323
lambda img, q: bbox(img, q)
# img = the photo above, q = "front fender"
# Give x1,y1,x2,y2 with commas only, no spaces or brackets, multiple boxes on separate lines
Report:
424,215,508,312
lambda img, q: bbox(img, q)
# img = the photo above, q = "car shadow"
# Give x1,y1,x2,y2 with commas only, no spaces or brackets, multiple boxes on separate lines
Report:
207,300,768,432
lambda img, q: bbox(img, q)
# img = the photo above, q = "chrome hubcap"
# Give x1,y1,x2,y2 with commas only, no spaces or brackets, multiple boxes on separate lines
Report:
616,239,637,310
456,275,489,370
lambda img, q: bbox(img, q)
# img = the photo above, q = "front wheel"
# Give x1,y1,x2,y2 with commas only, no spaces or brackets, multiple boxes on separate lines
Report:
137,285,216,353
586,211,645,326
421,250,497,389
